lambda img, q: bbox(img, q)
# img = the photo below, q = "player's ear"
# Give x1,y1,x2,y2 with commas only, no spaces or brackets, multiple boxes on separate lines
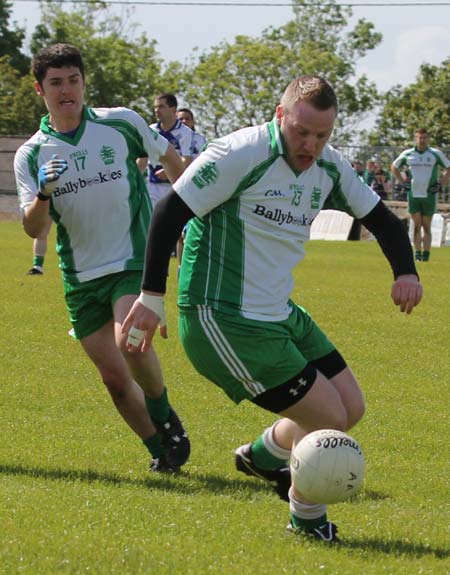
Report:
34,81,44,97
276,104,284,124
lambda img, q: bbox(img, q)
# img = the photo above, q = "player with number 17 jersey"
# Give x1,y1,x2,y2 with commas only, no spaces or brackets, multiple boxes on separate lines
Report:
15,106,169,284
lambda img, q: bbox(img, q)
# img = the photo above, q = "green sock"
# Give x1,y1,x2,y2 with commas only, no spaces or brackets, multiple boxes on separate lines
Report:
290,512,327,531
251,435,286,471
33,255,44,267
145,388,170,425
422,250,430,261
415,250,422,261
143,433,165,458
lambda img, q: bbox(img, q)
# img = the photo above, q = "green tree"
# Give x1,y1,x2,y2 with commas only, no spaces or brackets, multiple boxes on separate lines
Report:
369,58,450,147
0,0,30,75
0,57,45,135
28,1,164,118
180,0,382,141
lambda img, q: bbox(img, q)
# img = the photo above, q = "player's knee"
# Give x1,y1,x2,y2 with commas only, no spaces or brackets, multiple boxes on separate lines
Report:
326,408,348,432
99,368,127,400
346,398,365,430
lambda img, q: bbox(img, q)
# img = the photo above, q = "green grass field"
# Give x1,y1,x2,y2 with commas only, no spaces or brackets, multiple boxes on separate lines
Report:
1,221,449,575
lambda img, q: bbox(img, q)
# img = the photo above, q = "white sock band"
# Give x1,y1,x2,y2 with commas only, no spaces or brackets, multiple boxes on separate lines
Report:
288,487,327,520
262,423,291,462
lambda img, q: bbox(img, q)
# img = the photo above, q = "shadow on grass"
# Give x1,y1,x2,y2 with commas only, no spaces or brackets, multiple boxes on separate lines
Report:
340,537,449,560
2,464,447,559
0,462,272,498
0,463,390,504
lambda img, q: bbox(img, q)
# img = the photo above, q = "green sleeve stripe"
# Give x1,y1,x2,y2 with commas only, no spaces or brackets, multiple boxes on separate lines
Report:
317,158,356,217
91,118,147,158
26,143,42,187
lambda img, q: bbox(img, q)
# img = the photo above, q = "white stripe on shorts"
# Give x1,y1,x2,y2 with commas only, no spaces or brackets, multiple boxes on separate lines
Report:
197,305,266,397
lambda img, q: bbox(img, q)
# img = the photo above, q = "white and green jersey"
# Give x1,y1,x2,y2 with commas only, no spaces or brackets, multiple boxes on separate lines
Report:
14,106,169,284
393,146,450,198
175,118,380,321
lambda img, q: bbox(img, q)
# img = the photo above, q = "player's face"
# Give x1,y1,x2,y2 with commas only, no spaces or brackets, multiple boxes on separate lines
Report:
177,111,194,129
415,132,429,151
276,100,336,172
35,66,85,130
154,99,175,123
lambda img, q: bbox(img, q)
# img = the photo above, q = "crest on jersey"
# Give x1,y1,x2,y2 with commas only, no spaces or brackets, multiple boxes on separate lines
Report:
192,161,218,189
100,145,115,165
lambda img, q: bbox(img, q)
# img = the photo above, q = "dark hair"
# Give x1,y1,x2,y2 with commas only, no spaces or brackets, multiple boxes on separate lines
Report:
281,75,338,113
32,43,85,85
178,107,194,121
155,93,178,108
415,128,428,135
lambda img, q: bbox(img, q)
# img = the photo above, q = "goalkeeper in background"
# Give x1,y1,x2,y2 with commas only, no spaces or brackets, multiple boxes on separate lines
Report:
391,128,450,262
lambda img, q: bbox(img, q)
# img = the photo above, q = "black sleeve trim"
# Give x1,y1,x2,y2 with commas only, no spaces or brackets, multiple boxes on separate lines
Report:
359,200,419,279
141,191,195,293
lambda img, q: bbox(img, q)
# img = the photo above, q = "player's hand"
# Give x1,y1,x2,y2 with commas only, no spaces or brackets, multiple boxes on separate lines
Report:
391,274,423,314
38,154,68,196
122,292,167,352
430,182,442,195
155,168,169,182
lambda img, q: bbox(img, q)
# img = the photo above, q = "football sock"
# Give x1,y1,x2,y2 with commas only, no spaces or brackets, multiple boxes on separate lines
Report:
142,432,165,458
251,423,291,470
33,255,45,268
422,250,430,261
145,388,170,425
415,250,422,261
289,487,327,530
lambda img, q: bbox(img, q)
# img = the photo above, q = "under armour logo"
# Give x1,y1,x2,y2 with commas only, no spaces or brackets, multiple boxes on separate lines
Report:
288,378,308,396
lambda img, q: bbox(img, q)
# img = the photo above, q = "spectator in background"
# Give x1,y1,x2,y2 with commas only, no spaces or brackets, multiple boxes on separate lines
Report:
374,160,391,196
363,158,376,187
176,107,208,274
371,170,389,200
177,108,207,157
351,158,365,181
391,128,450,262
142,93,194,207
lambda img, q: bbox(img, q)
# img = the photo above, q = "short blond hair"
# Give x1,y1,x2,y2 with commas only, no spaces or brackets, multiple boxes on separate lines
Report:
280,76,338,113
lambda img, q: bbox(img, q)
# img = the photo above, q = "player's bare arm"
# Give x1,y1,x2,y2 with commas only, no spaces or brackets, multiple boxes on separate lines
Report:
159,145,184,184
123,191,194,351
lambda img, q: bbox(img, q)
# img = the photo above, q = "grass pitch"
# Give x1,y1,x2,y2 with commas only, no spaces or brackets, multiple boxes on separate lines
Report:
1,221,449,574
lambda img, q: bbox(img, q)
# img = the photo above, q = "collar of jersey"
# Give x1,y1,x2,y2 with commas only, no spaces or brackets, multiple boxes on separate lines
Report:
157,119,181,136
40,105,89,145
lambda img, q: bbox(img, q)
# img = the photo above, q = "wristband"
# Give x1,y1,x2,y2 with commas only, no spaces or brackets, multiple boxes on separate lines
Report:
138,293,166,327
37,191,50,201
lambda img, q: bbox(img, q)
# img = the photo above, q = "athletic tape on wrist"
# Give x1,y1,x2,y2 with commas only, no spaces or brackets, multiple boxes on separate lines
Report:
138,293,166,326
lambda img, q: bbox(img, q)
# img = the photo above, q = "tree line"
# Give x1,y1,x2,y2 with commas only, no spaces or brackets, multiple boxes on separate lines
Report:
1,0,449,147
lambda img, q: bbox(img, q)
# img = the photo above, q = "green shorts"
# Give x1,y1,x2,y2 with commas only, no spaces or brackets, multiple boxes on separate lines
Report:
64,271,142,340
408,194,436,216
178,304,335,404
